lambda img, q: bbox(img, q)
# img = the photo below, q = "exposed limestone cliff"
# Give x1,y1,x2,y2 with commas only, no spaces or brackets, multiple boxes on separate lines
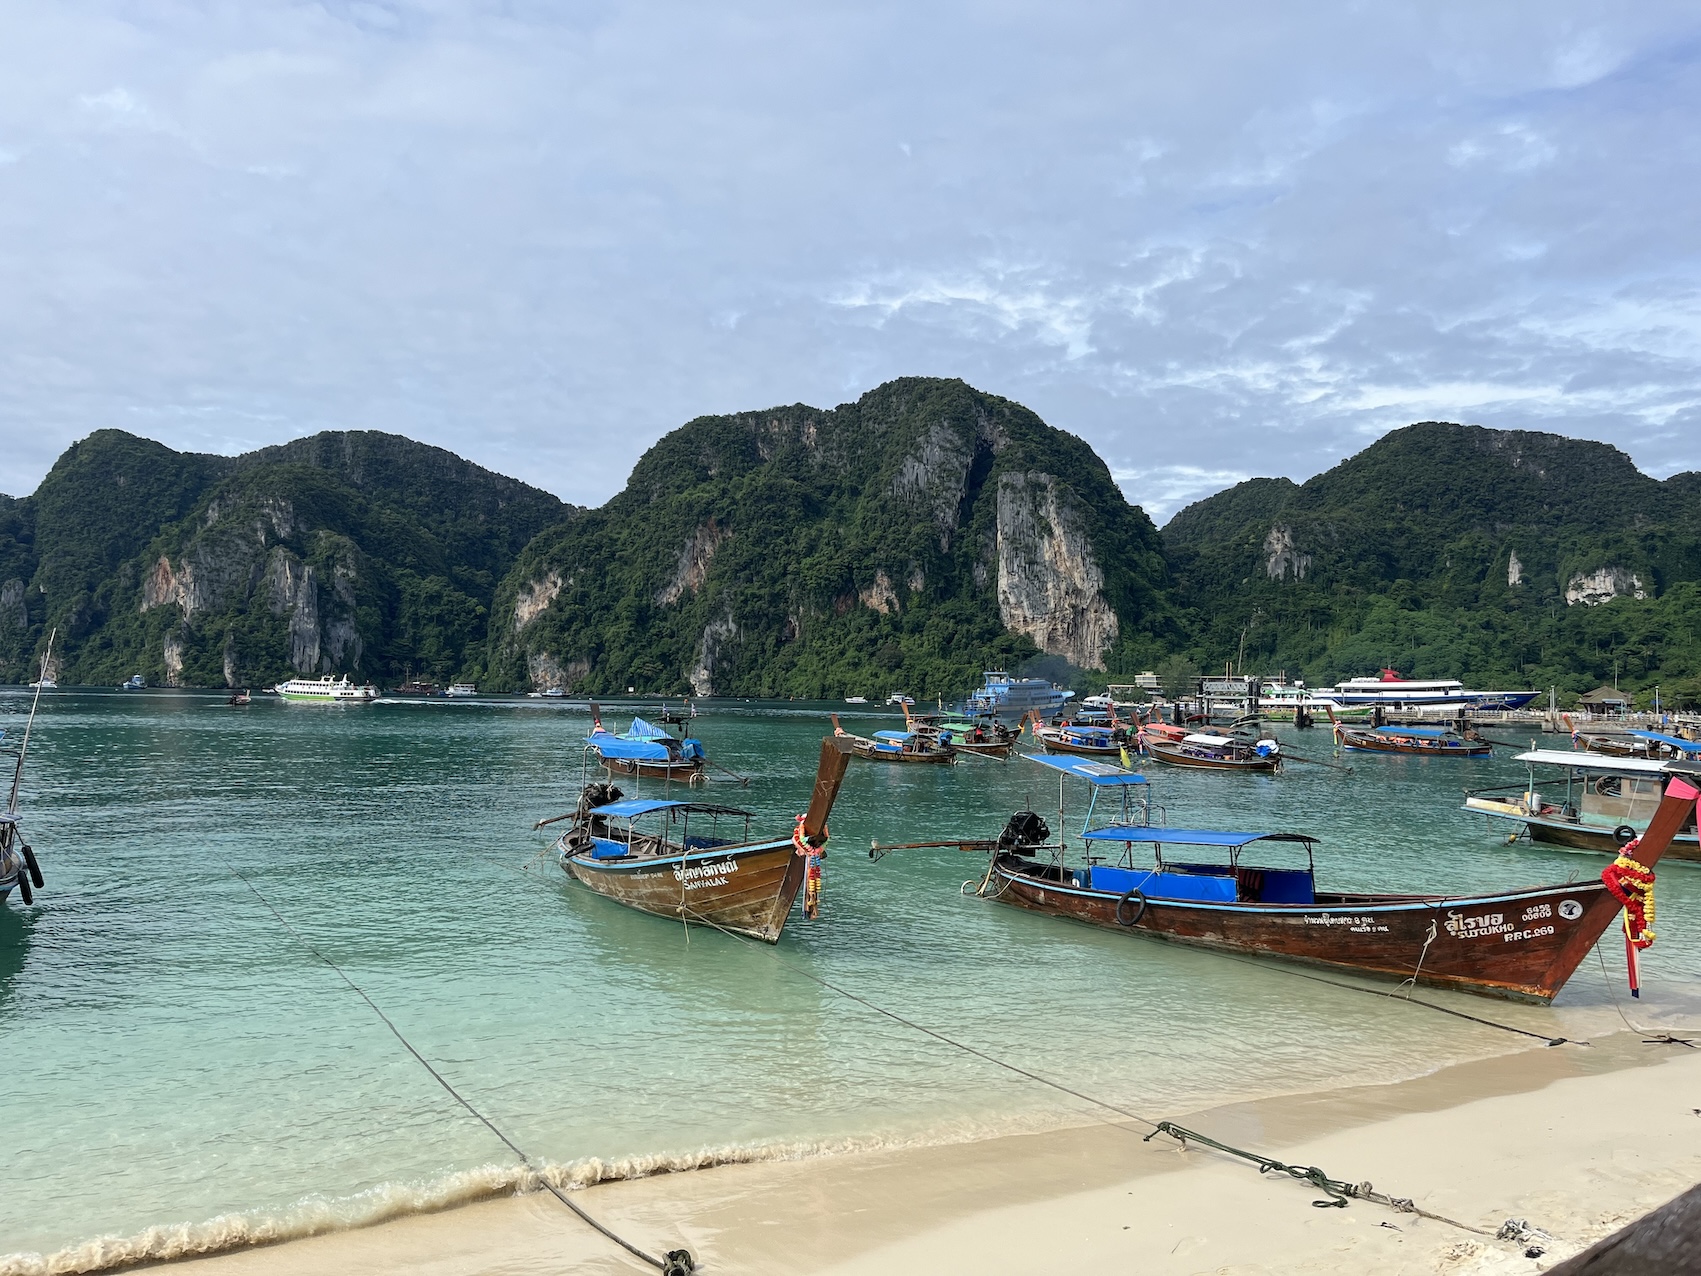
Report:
1262,526,1311,582
656,523,729,606
0,579,25,631
1565,566,1645,606
994,472,1119,671
514,571,565,631
858,570,900,615
689,608,739,696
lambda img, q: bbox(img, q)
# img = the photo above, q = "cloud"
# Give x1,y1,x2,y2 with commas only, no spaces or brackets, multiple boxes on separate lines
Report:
0,1,1699,514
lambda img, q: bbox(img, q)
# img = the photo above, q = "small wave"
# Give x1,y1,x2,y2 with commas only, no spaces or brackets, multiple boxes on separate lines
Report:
0,1126,997,1276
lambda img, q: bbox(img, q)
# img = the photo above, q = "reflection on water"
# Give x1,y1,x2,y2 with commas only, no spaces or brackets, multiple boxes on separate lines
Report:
2,691,1699,1260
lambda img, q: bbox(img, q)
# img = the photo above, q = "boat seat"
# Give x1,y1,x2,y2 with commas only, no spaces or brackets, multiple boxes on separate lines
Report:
589,839,631,859
1088,866,1236,903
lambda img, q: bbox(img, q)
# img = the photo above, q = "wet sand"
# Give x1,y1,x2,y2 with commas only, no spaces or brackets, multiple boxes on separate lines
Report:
151,1031,1701,1276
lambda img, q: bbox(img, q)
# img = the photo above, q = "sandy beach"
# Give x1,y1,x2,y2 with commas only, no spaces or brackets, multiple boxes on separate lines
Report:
141,1031,1701,1276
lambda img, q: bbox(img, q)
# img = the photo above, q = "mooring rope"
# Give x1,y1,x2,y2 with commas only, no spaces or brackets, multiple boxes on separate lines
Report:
670,901,1525,1243
1594,944,1698,1048
223,862,687,1274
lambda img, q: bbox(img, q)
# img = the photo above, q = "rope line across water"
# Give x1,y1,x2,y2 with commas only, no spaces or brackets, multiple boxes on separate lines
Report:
223,861,683,1274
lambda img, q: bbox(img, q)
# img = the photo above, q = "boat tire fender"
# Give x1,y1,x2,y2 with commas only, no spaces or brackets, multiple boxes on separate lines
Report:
662,1249,696,1275
22,843,42,888
1116,889,1146,927
16,872,31,905
1613,825,1638,847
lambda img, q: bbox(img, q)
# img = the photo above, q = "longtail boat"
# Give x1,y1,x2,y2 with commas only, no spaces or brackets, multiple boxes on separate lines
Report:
1331,713,1492,757
882,753,1699,1001
1,631,52,906
586,706,707,782
902,705,1020,759
1145,731,1281,772
545,735,855,941
831,715,955,764
1465,749,1701,862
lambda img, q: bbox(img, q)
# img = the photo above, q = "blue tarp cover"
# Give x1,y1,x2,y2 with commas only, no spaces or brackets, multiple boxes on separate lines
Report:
589,732,672,760
624,717,670,740
1081,826,1282,846
1630,731,1701,753
1021,754,1147,785
589,798,692,818
873,730,913,742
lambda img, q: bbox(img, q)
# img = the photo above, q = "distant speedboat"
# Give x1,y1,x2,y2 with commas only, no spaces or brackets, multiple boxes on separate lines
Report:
27,678,55,690
844,696,869,704
120,674,145,690
272,675,379,703
445,683,478,697
885,692,915,707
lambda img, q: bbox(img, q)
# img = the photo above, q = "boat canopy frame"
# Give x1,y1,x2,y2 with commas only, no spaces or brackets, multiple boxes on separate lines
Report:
1079,825,1318,873
1020,753,1165,864
583,798,755,855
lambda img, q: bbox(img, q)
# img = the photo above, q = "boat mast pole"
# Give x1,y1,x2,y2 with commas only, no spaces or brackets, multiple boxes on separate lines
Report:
10,629,54,820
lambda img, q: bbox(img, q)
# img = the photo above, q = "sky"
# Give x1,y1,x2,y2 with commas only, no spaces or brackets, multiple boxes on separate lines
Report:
1,2,1698,525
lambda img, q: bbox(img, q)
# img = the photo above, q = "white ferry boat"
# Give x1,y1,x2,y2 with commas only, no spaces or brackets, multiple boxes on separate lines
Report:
445,683,478,697
272,675,379,703
1328,669,1537,711
958,671,1074,724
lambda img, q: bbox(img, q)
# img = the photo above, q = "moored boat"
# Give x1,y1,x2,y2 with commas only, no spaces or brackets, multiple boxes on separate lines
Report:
445,682,478,697
1145,732,1280,772
1032,717,1134,758
587,709,707,782
957,670,1074,724
2,632,53,906
832,715,955,764
903,706,1021,758
272,675,379,703
1465,749,1701,862
1331,714,1491,757
120,674,145,690
547,734,855,941
923,753,1700,1002
1328,669,1537,712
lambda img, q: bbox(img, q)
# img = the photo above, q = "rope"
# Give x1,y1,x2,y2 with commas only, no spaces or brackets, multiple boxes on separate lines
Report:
669,902,1514,1241
1594,944,1698,1047
1141,1122,1496,1235
222,862,679,1273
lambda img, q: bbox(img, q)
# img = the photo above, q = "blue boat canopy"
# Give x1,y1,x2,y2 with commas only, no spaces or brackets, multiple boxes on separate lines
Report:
1022,754,1147,785
590,733,672,760
1080,826,1313,846
1630,730,1701,754
624,717,670,740
873,730,913,742
589,798,752,818
1373,725,1451,738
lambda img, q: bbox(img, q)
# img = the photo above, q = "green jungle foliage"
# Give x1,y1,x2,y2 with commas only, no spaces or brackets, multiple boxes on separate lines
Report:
490,378,1172,698
0,430,567,687
1162,423,1701,706
7,395,1699,706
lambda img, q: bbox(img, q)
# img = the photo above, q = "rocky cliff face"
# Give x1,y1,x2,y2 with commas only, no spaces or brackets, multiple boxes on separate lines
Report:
491,377,1168,697
994,473,1118,670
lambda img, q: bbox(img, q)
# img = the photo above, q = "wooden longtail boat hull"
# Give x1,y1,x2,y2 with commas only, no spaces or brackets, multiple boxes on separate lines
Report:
986,773,1701,1002
1145,741,1279,772
561,737,854,942
849,742,954,764
599,756,707,780
1524,817,1701,862
951,741,1016,758
1338,735,1492,757
565,838,805,941
1037,735,1126,757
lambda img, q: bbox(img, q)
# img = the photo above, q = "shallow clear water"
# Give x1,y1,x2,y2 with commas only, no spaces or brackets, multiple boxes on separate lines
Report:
4,691,1699,1262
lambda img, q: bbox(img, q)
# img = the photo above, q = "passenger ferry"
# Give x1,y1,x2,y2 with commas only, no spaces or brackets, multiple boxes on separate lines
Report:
1328,670,1537,711
445,683,478,697
272,675,379,703
958,671,1074,724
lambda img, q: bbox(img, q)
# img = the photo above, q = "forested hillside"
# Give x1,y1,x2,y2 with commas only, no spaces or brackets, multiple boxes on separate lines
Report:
490,378,1172,698
1163,423,1701,703
0,430,568,687
5,396,1698,704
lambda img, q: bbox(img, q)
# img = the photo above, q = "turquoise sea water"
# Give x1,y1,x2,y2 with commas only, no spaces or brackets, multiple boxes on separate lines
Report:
4,691,1700,1267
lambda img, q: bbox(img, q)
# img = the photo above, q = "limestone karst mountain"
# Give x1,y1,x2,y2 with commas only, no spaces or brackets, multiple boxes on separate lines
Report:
492,378,1172,697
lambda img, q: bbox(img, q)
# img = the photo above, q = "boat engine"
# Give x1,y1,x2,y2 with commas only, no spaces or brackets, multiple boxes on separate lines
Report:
997,810,1051,850
576,781,624,817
